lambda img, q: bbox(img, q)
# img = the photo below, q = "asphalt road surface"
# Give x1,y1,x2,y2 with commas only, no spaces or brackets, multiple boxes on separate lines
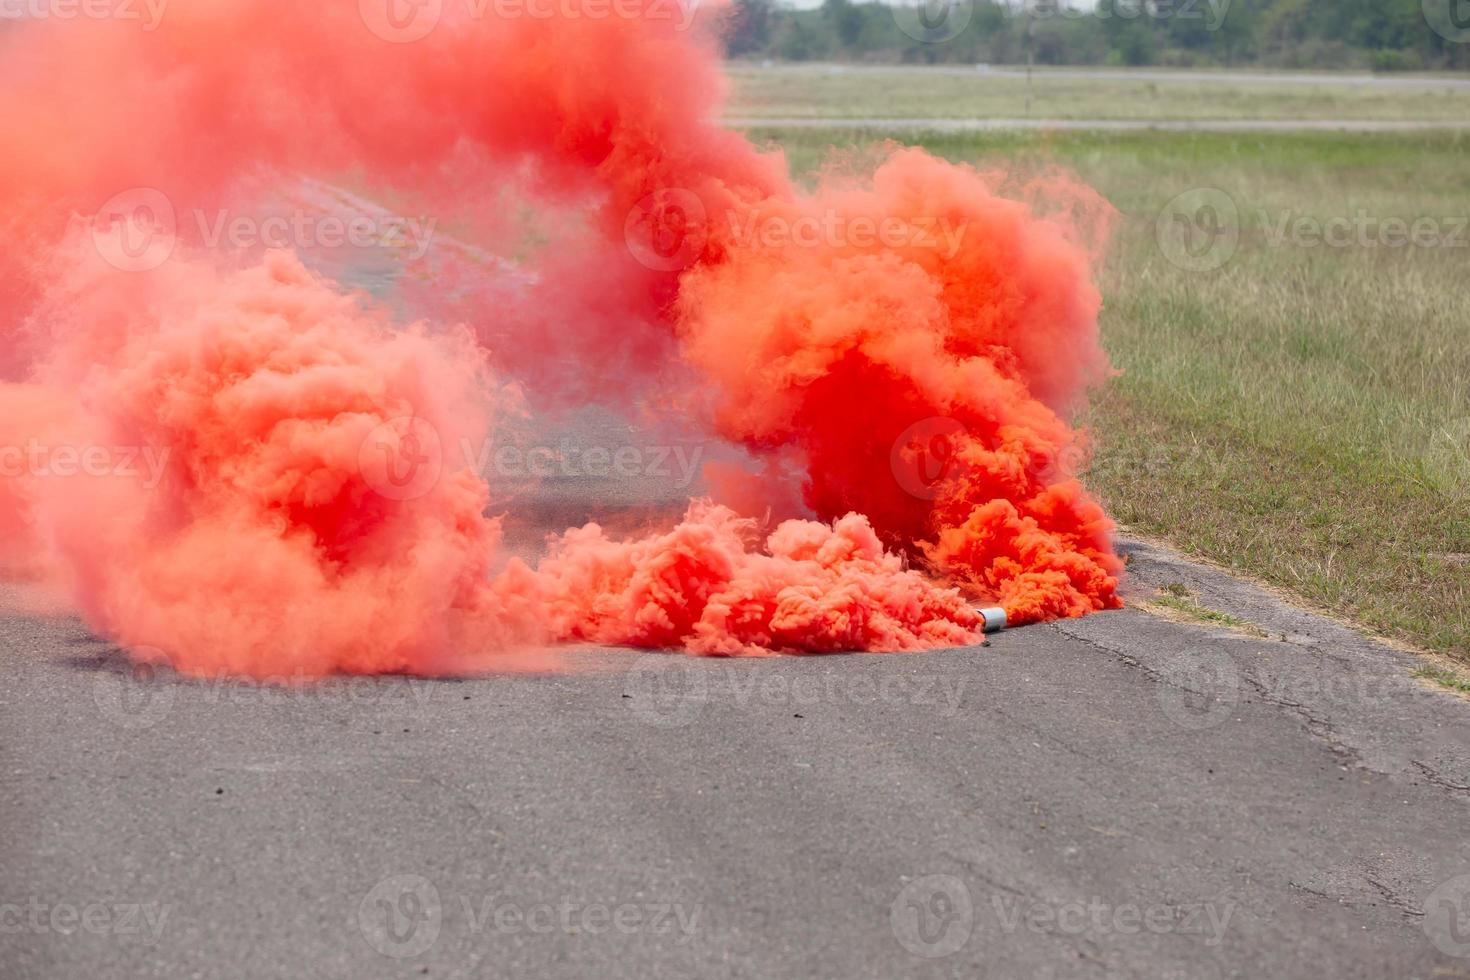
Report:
5,193,1469,978
4,533,1470,979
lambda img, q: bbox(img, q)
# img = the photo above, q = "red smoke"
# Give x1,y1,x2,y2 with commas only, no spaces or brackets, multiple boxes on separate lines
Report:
0,1,1120,677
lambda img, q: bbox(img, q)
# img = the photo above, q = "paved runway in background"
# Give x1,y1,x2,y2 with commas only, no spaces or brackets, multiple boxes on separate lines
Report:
726,116,1470,132
732,63,1470,90
4,534,1469,979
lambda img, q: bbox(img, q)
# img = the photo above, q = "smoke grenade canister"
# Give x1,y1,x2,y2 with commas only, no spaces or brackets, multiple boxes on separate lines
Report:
977,607,1008,634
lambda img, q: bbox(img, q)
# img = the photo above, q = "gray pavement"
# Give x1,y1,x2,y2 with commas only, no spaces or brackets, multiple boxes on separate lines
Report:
3,535,1469,979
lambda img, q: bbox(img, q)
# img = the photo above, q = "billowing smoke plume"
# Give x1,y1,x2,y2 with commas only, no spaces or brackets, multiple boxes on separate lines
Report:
0,1,1119,677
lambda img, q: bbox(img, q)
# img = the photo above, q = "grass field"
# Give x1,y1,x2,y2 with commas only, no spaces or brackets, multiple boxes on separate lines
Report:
727,63,1470,122
738,106,1470,661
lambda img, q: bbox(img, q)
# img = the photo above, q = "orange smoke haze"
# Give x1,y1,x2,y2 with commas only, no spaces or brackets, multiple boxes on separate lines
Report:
0,0,1120,677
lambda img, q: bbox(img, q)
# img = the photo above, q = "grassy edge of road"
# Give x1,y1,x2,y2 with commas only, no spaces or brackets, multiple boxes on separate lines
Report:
727,66,1470,124
745,125,1470,665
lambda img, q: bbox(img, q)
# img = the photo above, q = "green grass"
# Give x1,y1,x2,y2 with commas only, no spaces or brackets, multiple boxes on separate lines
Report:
1150,589,1263,634
1414,667,1470,694
746,124,1470,662
726,64,1470,123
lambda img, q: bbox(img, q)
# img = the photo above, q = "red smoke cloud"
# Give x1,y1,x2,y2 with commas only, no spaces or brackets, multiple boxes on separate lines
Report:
0,1,1120,677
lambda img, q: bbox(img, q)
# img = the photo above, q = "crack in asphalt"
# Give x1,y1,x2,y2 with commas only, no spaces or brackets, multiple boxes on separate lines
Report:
1412,760,1470,796
1365,875,1426,919
1048,618,1382,775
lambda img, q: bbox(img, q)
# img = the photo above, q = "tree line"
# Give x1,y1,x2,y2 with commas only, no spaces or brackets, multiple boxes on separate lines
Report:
723,0,1470,71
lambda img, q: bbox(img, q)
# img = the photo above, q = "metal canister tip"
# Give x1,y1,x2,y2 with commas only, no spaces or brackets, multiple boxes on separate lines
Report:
978,607,1008,633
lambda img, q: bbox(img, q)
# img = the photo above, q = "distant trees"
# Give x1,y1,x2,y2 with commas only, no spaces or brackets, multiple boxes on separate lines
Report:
720,0,1470,70
725,0,774,56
